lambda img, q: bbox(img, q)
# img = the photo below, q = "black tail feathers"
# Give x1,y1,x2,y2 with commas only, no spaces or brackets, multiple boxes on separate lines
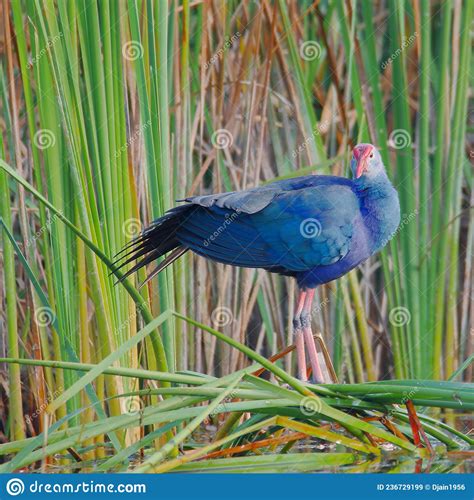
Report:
112,205,192,283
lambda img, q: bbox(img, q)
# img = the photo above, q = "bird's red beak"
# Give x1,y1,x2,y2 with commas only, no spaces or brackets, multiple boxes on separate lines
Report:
353,145,373,179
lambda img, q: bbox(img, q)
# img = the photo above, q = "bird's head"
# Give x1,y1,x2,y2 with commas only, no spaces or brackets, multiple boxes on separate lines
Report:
351,143,384,180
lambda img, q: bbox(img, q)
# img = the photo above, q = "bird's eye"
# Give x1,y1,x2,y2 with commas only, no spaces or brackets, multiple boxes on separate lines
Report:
369,153,374,158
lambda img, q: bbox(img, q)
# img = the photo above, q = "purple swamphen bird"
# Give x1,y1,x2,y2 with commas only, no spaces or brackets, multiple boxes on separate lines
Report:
115,144,400,383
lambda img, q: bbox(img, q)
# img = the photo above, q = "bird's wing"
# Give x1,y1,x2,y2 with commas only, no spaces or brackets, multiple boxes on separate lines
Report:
185,186,281,214
250,184,360,271
176,182,361,272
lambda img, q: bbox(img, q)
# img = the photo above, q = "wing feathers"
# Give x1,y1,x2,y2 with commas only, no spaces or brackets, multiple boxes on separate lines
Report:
113,177,360,284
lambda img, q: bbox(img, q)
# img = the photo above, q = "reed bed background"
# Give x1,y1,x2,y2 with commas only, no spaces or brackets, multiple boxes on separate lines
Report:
0,0,472,471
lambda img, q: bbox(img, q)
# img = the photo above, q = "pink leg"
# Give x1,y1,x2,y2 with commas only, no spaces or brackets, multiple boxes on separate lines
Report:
302,289,324,383
294,291,307,381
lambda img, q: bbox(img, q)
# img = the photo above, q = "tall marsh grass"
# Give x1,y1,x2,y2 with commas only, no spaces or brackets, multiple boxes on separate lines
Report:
0,0,472,471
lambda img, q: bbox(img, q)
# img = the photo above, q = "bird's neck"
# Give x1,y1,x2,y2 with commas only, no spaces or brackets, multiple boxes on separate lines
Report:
353,171,392,195
353,173,401,250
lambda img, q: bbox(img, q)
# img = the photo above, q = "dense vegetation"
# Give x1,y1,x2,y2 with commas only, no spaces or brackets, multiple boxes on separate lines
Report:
0,0,472,472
